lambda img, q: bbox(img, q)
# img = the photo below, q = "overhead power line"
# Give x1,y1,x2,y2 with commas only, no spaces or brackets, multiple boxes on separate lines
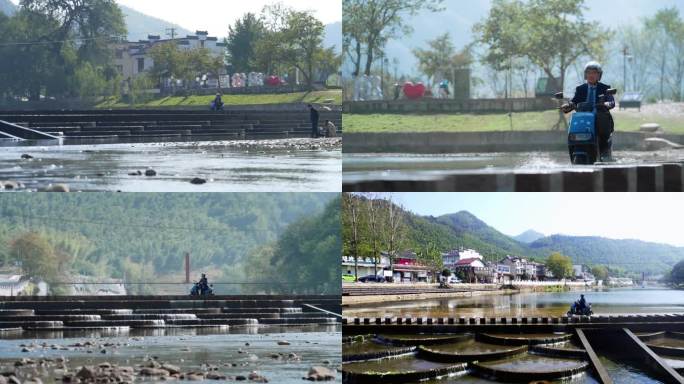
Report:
0,35,123,47
1,212,277,233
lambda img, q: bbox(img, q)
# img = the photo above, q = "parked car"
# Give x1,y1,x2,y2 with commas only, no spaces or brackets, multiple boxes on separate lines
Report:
342,274,356,282
448,276,461,284
358,274,384,283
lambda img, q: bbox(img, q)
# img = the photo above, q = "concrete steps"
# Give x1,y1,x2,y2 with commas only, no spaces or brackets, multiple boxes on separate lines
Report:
0,110,343,143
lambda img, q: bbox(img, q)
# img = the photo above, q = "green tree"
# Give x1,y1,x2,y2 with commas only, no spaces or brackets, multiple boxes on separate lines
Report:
0,0,125,101
342,0,445,76
149,43,224,90
474,0,611,91
670,259,684,286
545,252,573,279
413,33,472,86
254,197,341,294
280,10,325,87
342,193,365,280
342,0,366,76
9,232,58,283
644,7,684,101
417,243,442,282
590,265,608,281
226,13,265,73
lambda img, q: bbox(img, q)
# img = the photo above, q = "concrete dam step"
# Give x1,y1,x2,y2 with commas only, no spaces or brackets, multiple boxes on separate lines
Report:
34,309,133,315
345,162,684,192
0,295,341,330
0,299,300,310
345,313,684,326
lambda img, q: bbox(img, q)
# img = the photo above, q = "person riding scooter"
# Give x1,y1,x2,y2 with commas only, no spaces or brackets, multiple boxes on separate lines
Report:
211,93,224,111
569,294,592,316
561,61,615,160
578,294,587,311
198,273,209,295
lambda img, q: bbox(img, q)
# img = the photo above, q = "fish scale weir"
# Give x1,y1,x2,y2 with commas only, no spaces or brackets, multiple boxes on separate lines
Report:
0,295,341,331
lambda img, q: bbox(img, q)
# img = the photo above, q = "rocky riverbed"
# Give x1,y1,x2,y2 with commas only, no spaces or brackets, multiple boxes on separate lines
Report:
0,330,341,383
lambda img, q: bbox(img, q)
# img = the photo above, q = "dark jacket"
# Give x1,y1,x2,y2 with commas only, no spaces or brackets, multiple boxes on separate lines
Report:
571,82,615,108
572,82,615,137
310,107,319,122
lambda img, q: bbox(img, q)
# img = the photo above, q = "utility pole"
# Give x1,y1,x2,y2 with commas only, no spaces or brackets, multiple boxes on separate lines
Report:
185,253,190,284
380,52,385,99
166,27,177,41
622,45,629,92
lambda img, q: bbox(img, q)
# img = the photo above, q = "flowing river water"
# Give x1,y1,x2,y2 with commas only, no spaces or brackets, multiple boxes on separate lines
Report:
343,150,684,184
0,139,341,192
343,288,684,318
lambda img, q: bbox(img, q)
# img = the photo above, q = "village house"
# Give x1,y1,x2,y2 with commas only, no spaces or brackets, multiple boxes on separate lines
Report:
341,254,389,279
341,250,432,283
442,248,483,271
452,257,490,283
113,31,226,85
393,251,431,283
573,264,596,282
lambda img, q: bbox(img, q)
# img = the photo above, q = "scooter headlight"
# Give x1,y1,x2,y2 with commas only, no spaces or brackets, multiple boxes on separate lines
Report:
569,133,592,141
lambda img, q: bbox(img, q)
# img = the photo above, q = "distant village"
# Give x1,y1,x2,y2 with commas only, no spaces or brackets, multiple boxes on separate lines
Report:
0,273,126,296
342,248,634,286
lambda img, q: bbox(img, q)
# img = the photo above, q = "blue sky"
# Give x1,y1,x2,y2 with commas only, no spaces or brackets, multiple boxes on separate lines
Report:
372,193,684,247
8,0,342,37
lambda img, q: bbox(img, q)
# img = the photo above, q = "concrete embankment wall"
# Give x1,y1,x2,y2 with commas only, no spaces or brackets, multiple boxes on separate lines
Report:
343,98,556,114
343,131,684,153
342,283,592,306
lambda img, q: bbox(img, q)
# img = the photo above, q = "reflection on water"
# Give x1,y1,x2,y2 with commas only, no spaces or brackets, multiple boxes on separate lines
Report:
423,374,598,383
0,141,341,192
599,356,666,384
343,150,684,183
344,289,684,318
2,324,341,340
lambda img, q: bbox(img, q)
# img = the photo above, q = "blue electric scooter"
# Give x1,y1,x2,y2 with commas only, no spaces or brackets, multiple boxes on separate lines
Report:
555,88,617,165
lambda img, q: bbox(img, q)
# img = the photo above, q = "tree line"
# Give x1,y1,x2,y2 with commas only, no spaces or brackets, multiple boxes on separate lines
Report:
341,194,669,281
0,0,341,104
0,0,126,102
343,0,684,102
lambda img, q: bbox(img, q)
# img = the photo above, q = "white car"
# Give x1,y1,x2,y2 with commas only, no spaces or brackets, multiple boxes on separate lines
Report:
448,276,461,284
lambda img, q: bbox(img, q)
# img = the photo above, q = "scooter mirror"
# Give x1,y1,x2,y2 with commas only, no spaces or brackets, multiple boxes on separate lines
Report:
554,92,564,99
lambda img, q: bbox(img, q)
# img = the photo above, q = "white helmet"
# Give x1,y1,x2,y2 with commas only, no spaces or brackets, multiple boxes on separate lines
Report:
584,61,603,80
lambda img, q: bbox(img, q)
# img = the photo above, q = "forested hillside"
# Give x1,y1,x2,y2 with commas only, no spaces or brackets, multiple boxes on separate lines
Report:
0,194,338,293
343,195,684,275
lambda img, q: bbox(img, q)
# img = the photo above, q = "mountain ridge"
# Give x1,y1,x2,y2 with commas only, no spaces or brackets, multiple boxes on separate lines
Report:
514,229,545,244
362,197,684,275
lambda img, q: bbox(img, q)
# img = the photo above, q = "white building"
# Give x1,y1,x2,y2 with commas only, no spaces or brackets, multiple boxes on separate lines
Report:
342,255,389,278
0,274,46,296
114,31,226,82
573,264,595,281
442,248,483,270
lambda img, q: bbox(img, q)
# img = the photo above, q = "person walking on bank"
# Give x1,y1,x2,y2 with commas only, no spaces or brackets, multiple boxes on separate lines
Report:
309,104,320,138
